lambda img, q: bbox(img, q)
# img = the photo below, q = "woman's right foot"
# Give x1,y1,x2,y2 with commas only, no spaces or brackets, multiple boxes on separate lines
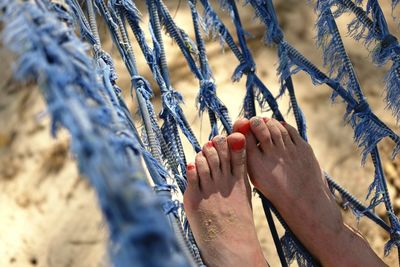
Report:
234,117,385,267
183,133,267,267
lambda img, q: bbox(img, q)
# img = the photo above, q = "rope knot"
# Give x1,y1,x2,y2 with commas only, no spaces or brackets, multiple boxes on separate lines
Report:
353,100,370,114
96,49,118,81
385,224,400,256
232,61,256,82
272,30,284,44
131,75,153,99
162,200,181,217
373,34,399,65
197,79,217,112
163,88,183,104
160,88,183,118
200,79,216,95
381,34,398,51
390,228,400,241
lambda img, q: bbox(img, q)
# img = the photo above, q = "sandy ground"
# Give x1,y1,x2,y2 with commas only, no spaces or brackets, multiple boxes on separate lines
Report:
0,0,399,266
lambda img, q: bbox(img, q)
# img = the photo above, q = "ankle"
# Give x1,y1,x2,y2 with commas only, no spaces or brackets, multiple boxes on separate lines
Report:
205,243,267,267
314,223,350,266
318,224,386,267
242,245,268,267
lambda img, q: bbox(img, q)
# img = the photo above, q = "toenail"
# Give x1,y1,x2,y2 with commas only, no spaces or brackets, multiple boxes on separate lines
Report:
187,163,195,171
230,139,245,151
214,136,226,145
237,122,251,135
251,118,262,127
262,117,269,123
206,141,214,148
280,121,287,126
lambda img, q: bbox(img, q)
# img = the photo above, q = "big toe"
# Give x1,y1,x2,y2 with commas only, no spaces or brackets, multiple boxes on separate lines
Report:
233,118,260,155
249,117,273,151
233,118,251,135
227,133,246,177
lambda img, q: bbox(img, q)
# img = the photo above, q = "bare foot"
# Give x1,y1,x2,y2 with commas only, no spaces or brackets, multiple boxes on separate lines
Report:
233,117,386,267
183,133,267,267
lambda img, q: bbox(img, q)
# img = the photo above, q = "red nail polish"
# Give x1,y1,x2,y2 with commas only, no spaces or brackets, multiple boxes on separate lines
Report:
187,163,195,171
262,117,269,123
237,122,251,135
206,141,214,148
231,139,245,151
280,121,287,126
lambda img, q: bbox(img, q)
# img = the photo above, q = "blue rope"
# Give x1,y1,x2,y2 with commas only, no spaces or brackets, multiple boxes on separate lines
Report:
249,2,400,159
249,0,308,140
199,1,312,265
153,0,233,138
58,1,200,265
248,0,400,262
94,0,191,195
110,0,194,178
4,0,400,266
93,0,164,165
218,1,293,265
66,0,173,193
189,0,233,136
0,1,192,266
198,1,322,266
199,0,284,120
207,0,400,264
315,3,400,259
327,0,400,122
107,1,204,263
146,0,202,171
114,0,202,155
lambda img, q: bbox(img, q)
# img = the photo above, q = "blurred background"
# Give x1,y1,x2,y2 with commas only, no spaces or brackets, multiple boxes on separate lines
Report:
0,0,399,266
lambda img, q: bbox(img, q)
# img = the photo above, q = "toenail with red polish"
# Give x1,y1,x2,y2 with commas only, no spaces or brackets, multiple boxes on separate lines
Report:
187,163,195,171
231,139,245,151
262,117,269,123
206,141,214,148
238,122,251,135
280,121,287,126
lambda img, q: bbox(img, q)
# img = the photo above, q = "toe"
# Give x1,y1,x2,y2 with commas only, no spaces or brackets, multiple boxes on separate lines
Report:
283,122,304,145
245,131,260,156
212,135,230,175
195,152,213,189
233,118,260,155
184,162,202,208
266,119,285,148
249,117,272,151
186,162,200,190
275,121,294,148
227,133,247,177
202,141,221,177
233,118,251,136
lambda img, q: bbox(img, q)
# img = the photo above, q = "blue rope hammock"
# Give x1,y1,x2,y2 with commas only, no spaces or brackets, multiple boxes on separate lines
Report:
1,0,399,266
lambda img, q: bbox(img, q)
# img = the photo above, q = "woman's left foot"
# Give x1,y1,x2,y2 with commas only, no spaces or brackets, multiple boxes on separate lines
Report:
233,117,386,267
183,133,267,267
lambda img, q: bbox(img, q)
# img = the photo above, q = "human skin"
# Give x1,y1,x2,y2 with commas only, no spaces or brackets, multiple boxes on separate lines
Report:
233,117,387,267
183,133,268,267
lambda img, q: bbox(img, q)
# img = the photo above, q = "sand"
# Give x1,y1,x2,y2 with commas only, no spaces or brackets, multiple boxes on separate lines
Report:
0,0,399,266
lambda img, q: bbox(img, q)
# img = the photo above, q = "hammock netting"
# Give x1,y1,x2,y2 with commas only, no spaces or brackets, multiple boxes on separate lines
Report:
1,0,400,266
